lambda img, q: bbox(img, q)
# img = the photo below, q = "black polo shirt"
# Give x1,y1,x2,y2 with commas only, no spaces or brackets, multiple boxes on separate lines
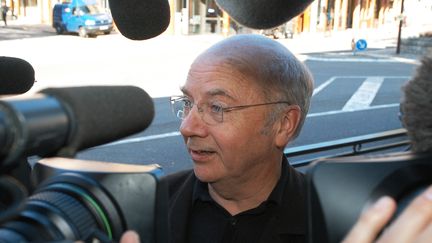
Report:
187,161,288,243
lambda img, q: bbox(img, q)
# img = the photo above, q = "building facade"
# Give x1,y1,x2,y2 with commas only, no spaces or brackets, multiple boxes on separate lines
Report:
3,0,431,37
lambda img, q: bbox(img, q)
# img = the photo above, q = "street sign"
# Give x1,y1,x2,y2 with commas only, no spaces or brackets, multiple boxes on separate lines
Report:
396,14,405,21
356,39,368,51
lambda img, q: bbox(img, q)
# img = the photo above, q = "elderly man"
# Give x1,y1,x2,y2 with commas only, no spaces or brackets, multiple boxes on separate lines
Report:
119,34,313,243
164,34,313,243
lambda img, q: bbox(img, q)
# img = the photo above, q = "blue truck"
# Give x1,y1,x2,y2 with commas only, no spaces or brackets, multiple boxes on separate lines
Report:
52,0,113,38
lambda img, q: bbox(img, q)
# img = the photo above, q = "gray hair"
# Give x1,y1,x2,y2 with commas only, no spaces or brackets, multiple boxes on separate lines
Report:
200,34,314,139
401,51,432,153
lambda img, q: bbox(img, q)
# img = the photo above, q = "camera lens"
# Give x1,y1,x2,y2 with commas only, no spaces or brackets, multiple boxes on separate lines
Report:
0,159,168,243
0,175,122,243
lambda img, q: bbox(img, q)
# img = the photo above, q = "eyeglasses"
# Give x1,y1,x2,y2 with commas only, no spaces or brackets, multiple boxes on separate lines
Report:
170,96,291,125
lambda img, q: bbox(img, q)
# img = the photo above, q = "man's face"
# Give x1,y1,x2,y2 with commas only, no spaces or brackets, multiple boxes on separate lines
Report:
179,58,280,184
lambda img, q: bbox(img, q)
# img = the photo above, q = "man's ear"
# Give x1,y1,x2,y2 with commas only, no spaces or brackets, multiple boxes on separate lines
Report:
274,105,301,148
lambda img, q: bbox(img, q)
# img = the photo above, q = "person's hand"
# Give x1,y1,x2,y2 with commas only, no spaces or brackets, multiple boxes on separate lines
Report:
343,185,432,243
119,230,140,243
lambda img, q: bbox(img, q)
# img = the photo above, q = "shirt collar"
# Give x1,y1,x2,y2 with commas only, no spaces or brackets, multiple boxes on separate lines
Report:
191,156,288,205
266,156,288,205
192,175,211,203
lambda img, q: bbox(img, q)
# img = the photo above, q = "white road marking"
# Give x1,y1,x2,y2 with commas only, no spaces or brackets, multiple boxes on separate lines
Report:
313,77,337,96
305,56,420,65
307,103,399,117
312,76,410,97
342,77,385,111
98,104,400,148
97,76,408,148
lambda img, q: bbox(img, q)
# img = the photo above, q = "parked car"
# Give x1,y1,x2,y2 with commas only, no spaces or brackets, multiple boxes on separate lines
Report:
261,21,294,39
52,0,113,38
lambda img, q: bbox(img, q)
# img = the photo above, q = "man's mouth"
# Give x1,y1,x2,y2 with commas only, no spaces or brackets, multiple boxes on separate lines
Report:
189,148,216,162
190,149,215,155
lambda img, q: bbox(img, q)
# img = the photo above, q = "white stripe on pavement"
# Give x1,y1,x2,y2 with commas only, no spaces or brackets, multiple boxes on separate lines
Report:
305,56,419,64
98,103,400,148
325,76,410,79
313,76,410,97
342,77,385,111
313,77,337,96
307,103,399,117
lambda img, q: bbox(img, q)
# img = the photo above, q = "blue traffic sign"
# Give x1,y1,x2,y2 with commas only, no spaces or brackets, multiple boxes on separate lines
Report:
355,39,368,51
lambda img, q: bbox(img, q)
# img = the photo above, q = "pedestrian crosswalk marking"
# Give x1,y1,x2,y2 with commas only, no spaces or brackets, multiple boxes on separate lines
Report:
97,103,401,148
96,76,410,147
313,77,337,96
312,76,409,97
342,77,384,111
307,103,399,117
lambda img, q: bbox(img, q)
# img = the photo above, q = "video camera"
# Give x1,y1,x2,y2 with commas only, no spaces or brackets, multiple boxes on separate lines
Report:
306,151,432,243
0,86,169,243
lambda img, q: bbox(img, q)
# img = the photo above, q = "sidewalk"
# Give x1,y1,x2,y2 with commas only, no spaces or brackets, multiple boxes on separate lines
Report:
0,17,55,41
279,28,422,64
301,47,421,65
0,18,422,64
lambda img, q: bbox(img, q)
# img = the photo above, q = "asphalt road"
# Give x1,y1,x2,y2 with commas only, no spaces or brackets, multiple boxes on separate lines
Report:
0,28,418,175
76,60,417,174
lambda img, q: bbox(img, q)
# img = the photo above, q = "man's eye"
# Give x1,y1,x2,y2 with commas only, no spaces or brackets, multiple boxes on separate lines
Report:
209,103,224,113
183,99,192,108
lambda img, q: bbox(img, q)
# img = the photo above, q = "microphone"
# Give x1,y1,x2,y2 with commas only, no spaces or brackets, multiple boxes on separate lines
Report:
0,86,154,167
108,0,171,40
401,52,432,153
0,57,35,95
215,0,314,29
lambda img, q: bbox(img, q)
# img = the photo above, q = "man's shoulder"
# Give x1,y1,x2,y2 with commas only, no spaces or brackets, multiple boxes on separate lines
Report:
163,169,195,184
284,157,306,190
161,169,196,197
284,164,306,201
288,165,306,186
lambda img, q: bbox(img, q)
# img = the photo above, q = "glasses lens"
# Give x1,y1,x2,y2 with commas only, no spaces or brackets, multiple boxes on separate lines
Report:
171,98,186,120
170,97,223,125
205,103,224,124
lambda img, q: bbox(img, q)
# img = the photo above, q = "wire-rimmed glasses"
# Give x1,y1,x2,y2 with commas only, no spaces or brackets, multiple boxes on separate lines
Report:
170,96,291,125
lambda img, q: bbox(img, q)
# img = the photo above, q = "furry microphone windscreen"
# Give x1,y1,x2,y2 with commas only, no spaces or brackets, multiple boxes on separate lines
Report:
216,0,314,29
41,86,155,154
0,56,35,95
401,51,432,153
108,0,171,40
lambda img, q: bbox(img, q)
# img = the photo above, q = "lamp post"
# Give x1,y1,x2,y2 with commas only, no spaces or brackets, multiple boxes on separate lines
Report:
396,0,405,54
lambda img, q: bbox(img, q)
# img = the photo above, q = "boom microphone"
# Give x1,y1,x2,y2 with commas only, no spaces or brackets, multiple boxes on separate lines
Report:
0,86,154,167
0,57,35,95
400,52,432,153
108,0,171,40
215,0,314,29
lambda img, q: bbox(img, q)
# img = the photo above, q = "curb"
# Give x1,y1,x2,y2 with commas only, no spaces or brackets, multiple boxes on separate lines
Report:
300,50,420,64
359,52,420,65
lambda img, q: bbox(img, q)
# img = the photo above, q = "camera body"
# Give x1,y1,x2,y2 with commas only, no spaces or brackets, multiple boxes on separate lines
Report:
306,151,432,243
0,158,169,243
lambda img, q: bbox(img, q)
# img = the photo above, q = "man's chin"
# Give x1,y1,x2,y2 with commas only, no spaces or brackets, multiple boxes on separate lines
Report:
193,166,217,183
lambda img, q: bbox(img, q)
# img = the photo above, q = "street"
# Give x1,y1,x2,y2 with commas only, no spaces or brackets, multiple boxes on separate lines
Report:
0,28,419,174
75,60,415,174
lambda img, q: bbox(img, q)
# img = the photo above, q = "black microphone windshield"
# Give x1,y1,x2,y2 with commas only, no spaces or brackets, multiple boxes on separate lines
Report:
40,86,155,156
0,56,35,95
108,0,171,40
216,0,314,29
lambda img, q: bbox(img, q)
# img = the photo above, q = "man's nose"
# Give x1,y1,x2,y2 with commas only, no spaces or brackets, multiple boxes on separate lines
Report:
180,105,208,138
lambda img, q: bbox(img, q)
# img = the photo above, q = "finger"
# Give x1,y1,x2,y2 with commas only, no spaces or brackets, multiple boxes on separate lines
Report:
342,196,396,243
120,230,140,243
378,185,432,243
